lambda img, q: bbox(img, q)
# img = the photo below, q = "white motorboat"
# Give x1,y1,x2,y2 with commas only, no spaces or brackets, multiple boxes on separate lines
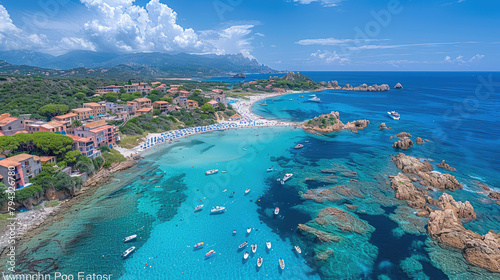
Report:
294,245,302,254
211,206,226,214
308,96,321,102
239,241,248,249
123,235,137,243
244,251,250,259
266,168,273,172
122,246,135,258
278,173,293,185
247,228,252,234
245,188,251,194
257,257,263,267
279,259,285,270
309,94,316,97
194,205,204,212
251,244,257,253
387,111,400,120
205,169,219,175
266,242,271,250
274,207,279,215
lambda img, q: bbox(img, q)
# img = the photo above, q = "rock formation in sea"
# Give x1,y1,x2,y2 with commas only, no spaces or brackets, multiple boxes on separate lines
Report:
232,73,246,78
392,138,414,150
416,137,425,145
428,209,500,273
395,83,403,89
327,80,341,89
488,191,500,200
379,122,391,130
302,111,370,134
437,160,457,171
342,83,390,92
396,132,412,138
388,173,427,210
316,207,373,234
343,84,353,90
391,153,463,191
435,193,476,221
298,224,342,242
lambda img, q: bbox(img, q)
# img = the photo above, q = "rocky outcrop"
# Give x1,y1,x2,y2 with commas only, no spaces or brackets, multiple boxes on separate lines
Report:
436,193,476,221
232,73,246,78
302,111,370,134
488,191,500,200
315,207,372,234
428,209,500,273
395,83,403,89
389,173,427,209
344,83,390,92
437,160,456,171
417,172,463,191
333,185,364,198
396,132,412,138
416,137,424,145
327,80,341,89
302,189,342,203
392,138,414,150
391,153,462,191
298,224,342,242
391,153,433,174
379,122,391,130
343,84,353,90
463,231,500,273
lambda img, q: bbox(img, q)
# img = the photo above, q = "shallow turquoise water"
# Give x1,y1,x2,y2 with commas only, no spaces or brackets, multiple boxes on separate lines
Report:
11,72,500,279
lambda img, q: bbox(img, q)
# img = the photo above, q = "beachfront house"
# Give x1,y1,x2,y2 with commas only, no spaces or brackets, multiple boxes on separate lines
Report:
74,120,118,148
153,101,170,113
83,102,107,118
71,108,94,121
0,153,42,190
69,135,100,158
24,120,67,133
187,100,199,109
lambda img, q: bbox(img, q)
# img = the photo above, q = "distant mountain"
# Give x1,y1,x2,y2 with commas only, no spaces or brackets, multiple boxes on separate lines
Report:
0,50,277,77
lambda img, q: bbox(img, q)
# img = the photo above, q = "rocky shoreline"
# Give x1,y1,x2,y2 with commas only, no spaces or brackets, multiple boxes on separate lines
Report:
302,111,370,134
0,158,137,257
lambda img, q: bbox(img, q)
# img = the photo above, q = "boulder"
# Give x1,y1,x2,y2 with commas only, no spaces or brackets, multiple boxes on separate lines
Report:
437,160,456,171
396,132,412,138
395,83,403,89
391,153,433,174
416,137,425,145
343,84,353,90
417,171,463,191
428,209,481,249
379,122,391,130
392,138,414,150
464,231,500,273
436,193,476,221
389,173,427,209
488,191,500,200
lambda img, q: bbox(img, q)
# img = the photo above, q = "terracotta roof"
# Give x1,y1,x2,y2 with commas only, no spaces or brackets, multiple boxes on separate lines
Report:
137,108,153,112
134,98,151,102
83,102,103,107
53,113,77,119
39,156,56,162
207,100,218,104
0,117,18,126
153,101,169,105
229,114,241,119
14,130,28,134
0,159,21,168
47,121,65,128
7,153,36,162
83,120,107,128
71,108,93,113
90,125,114,133
68,135,93,142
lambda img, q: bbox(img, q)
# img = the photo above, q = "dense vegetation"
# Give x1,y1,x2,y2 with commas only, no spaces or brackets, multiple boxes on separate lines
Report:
0,132,73,156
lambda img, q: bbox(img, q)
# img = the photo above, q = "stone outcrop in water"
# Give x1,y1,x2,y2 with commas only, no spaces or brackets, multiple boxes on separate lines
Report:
392,138,414,150
302,111,370,134
396,132,412,138
302,188,342,203
298,224,342,242
379,122,391,130
488,191,500,200
428,209,500,273
395,83,403,89
391,153,462,191
342,83,390,92
327,80,341,89
316,207,372,234
436,193,476,221
416,137,425,145
333,185,364,198
389,173,427,209
437,160,456,171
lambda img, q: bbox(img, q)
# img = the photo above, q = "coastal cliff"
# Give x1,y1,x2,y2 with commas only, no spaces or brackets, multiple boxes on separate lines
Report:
302,111,370,134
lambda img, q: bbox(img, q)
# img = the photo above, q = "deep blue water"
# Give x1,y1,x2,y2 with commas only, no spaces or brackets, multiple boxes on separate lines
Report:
10,72,500,280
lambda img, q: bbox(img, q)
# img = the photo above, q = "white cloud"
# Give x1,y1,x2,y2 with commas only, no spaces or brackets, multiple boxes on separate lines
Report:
297,38,385,46
200,25,256,59
291,0,343,7
348,41,479,51
444,54,484,64
310,50,348,64
0,5,48,50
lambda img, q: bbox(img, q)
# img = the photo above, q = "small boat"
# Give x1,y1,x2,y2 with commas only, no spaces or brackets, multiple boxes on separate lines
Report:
222,189,227,193
194,242,204,249
308,96,321,102
123,235,137,243
243,148,247,151
229,191,235,198
247,228,252,234
194,205,204,211
245,188,251,194
251,244,257,253
211,206,226,214
279,259,285,270
122,246,135,258
205,169,219,175
257,257,263,267
288,98,293,101
260,99,268,106
294,144,304,149
205,250,216,258
294,245,302,254
266,168,273,172
278,173,293,185
266,242,271,250
233,229,237,235
222,170,228,173
238,241,248,249
244,251,250,260
309,94,316,97
274,207,279,215
387,111,400,120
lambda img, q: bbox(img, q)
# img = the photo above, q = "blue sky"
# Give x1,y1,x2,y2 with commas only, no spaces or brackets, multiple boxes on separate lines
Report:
0,0,499,70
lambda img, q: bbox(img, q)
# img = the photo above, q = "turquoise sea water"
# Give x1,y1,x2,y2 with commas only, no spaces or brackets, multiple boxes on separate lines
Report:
11,72,500,279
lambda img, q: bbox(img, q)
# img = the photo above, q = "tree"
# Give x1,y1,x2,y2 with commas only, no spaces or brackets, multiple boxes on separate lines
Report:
119,88,126,94
71,120,83,128
217,102,226,111
38,104,70,120
120,93,134,101
128,79,132,85
160,97,172,103
200,104,215,113
153,109,161,116
64,150,82,165
74,92,86,100
104,92,118,103
132,92,142,99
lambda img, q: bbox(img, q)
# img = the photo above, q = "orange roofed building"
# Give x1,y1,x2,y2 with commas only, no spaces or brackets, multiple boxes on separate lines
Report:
0,114,25,136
